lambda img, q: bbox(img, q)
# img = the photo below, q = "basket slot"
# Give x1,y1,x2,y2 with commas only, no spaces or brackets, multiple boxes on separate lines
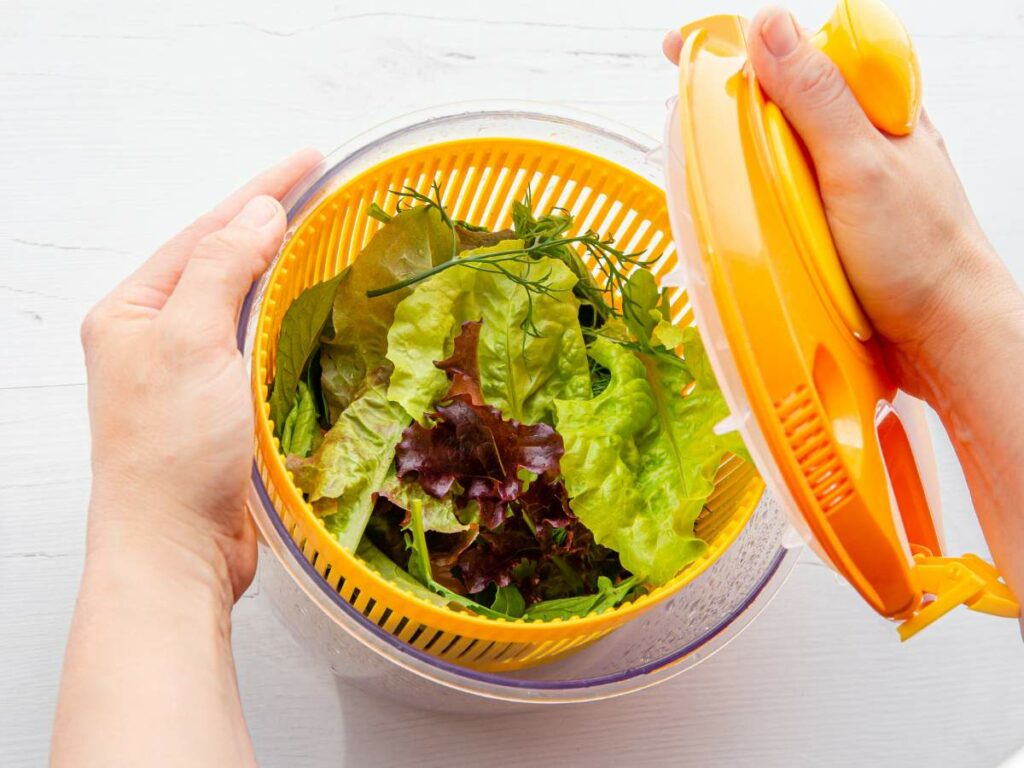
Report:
378,609,405,636
419,629,445,652
575,189,610,240
347,586,363,609
535,169,571,223
614,212,646,262
595,194,628,245
405,624,426,647
436,162,462,211
706,460,751,504
491,641,527,663
366,600,390,626
441,636,476,660
361,597,378,619
447,151,481,222
462,155,495,225
478,160,511,227
468,640,496,663
527,155,562,216
517,638,563,665
302,538,318,565
320,203,344,284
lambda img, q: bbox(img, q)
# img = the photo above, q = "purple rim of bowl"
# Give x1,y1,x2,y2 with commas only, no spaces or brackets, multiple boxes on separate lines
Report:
235,118,788,691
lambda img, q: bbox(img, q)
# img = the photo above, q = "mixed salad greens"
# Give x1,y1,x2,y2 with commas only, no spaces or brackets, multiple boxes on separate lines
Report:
269,184,747,621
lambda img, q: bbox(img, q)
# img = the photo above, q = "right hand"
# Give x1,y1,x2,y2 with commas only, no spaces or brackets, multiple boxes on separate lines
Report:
664,7,1022,401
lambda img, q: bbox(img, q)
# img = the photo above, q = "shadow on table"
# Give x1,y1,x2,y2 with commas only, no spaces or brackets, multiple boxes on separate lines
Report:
333,563,1024,768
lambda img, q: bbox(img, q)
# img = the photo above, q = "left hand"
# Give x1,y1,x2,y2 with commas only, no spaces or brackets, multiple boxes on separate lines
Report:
81,149,322,602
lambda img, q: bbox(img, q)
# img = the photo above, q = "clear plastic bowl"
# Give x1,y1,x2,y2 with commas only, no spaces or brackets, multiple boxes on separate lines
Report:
239,102,800,710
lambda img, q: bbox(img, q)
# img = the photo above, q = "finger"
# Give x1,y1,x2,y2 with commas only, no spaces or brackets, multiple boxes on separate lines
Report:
663,30,682,64
114,148,321,313
747,7,882,170
161,195,286,337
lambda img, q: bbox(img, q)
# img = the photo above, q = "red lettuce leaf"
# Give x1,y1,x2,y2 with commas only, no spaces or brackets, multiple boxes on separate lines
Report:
395,396,564,528
392,317,624,598
434,320,484,405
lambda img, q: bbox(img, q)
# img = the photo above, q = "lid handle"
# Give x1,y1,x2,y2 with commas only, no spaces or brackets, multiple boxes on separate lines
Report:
810,0,921,136
899,554,1020,640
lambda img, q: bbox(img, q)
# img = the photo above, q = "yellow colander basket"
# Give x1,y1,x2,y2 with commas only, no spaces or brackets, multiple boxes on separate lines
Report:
249,115,764,672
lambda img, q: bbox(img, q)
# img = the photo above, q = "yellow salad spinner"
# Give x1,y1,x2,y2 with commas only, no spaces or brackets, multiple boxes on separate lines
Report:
667,0,1018,638
245,125,765,673
243,0,1017,686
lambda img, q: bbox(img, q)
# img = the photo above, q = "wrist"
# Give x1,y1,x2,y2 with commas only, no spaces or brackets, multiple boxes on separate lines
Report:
898,234,1024,404
85,499,239,615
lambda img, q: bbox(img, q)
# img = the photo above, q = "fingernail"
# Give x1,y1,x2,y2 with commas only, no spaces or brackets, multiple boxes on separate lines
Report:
761,10,799,57
233,195,279,228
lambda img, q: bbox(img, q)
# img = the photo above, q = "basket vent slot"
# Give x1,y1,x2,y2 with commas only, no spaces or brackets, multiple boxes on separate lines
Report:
406,625,426,646
775,385,852,511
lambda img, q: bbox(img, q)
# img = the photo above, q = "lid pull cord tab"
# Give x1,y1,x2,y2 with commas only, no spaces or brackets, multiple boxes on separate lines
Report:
899,554,1020,641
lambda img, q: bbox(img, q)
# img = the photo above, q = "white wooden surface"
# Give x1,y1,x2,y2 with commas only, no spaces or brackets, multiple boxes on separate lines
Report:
3,1,1024,765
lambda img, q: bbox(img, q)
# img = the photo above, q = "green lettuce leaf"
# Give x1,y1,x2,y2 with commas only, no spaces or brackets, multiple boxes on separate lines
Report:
355,538,449,608
680,326,750,464
652,318,685,350
524,575,639,621
621,268,661,343
269,271,345,435
490,585,526,618
387,250,591,424
280,381,318,458
377,464,469,534
286,370,410,551
553,337,741,585
404,501,509,619
320,206,455,420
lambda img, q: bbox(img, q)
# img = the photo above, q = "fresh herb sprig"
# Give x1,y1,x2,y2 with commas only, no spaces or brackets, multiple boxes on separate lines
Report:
509,188,660,329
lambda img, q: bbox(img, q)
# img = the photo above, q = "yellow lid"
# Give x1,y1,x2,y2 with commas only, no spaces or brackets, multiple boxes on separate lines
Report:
667,0,1018,635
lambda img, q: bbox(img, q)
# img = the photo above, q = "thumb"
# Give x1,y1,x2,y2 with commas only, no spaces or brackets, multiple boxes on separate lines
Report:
747,7,881,169
162,194,285,334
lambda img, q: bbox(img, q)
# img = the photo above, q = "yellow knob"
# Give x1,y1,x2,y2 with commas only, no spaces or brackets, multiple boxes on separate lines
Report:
811,0,921,136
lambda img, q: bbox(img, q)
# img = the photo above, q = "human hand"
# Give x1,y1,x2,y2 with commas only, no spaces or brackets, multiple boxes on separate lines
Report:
663,7,1020,400
80,149,322,603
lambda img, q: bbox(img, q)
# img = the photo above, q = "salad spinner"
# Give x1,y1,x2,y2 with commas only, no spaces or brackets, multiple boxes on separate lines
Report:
242,0,1018,702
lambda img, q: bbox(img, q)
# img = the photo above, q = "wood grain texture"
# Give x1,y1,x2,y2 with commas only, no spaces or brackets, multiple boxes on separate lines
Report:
2,0,1023,765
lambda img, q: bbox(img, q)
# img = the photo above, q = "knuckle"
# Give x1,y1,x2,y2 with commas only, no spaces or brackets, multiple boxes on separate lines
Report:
189,211,220,235
176,215,213,247
858,150,893,187
192,227,264,276
193,228,267,285
819,142,893,197
792,57,846,109
80,304,109,348
195,228,246,260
